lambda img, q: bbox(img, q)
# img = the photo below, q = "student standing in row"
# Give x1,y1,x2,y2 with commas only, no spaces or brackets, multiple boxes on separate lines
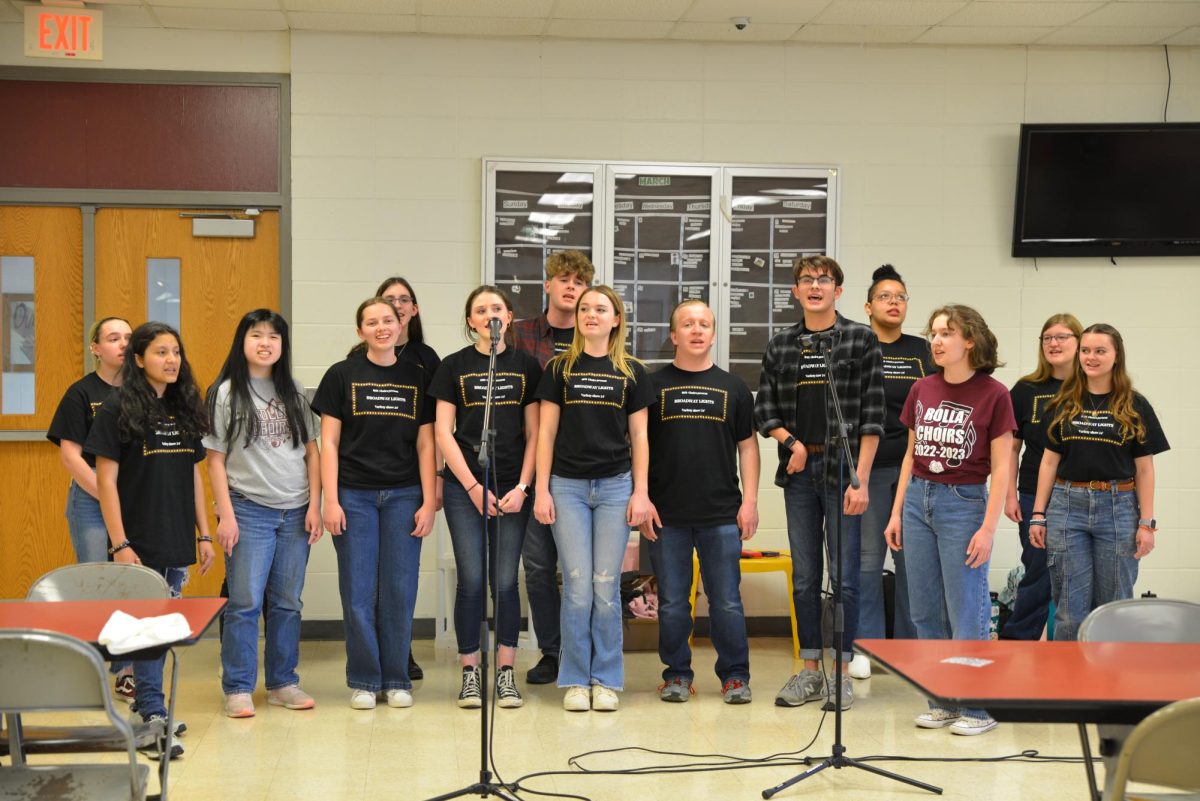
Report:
85,322,215,759
430,286,542,710
1031,323,1169,641
205,310,322,718
885,305,1014,736
534,285,655,712
854,266,930,679
313,298,437,710
999,313,1082,641
756,255,884,711
507,249,594,686
47,316,136,700
642,300,759,705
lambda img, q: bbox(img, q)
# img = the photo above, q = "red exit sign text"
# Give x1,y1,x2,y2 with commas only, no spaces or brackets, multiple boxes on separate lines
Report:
24,7,104,61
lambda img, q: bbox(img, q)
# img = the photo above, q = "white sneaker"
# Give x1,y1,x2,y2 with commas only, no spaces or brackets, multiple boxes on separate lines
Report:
350,690,376,710
848,654,872,680
915,709,960,729
591,685,619,712
386,689,413,708
563,686,590,712
950,716,998,736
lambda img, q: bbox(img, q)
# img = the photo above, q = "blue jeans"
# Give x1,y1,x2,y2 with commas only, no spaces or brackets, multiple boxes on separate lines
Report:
1045,483,1140,642
859,464,916,640
550,472,632,690
443,479,529,653
783,453,861,662
647,523,749,684
333,485,423,691
1000,492,1052,640
220,495,311,695
132,566,188,719
65,481,109,564
521,512,561,656
902,476,991,720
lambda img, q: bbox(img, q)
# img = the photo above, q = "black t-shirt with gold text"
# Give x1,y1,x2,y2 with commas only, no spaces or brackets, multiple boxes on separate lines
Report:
1043,392,1169,482
876,334,933,468
1011,377,1062,494
47,371,115,468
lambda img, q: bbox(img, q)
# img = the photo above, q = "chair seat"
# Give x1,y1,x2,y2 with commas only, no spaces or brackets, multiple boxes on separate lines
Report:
0,724,146,757
689,553,800,659
0,764,149,801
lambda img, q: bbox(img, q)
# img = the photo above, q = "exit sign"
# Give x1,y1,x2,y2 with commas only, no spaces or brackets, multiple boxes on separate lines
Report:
24,6,103,61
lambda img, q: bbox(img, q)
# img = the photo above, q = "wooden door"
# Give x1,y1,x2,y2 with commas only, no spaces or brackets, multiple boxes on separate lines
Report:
0,207,84,598
95,208,280,597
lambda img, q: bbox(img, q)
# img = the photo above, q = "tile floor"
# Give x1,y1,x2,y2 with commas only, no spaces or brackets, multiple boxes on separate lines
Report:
15,637,1105,801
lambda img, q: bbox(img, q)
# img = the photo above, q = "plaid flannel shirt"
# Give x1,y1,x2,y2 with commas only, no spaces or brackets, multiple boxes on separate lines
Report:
754,312,886,488
506,313,557,369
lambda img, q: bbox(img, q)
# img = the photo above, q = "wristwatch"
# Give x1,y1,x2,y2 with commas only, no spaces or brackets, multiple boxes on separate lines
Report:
782,435,798,451
515,483,530,494
1138,518,1157,530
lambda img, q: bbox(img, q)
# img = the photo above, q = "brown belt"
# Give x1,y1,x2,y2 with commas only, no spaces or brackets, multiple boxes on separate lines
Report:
806,444,825,454
1056,478,1135,492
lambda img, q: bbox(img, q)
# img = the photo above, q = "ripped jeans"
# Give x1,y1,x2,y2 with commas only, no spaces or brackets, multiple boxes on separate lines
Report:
549,472,632,690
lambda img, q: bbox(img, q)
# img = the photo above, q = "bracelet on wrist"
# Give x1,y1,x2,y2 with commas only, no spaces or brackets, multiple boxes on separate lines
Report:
198,535,214,543
108,540,132,555
467,482,480,493
1027,520,1047,527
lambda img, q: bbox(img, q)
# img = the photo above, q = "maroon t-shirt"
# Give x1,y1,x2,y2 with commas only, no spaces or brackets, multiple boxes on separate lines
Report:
900,372,1016,485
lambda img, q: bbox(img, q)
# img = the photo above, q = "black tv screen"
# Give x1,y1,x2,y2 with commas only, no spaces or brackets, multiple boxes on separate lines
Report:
1012,123,1200,257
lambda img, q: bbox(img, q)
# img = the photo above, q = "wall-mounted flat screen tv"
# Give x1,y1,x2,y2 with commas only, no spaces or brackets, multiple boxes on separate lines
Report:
1012,123,1200,258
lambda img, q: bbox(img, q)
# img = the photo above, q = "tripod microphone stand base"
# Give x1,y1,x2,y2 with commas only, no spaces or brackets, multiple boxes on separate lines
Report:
762,745,943,799
424,772,521,801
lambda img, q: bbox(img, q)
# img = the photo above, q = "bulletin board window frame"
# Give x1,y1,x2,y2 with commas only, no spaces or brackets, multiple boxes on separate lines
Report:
482,158,839,388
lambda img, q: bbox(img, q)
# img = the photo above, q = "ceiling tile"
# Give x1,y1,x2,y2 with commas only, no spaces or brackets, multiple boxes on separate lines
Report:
288,12,416,32
668,21,802,40
940,1,1102,26
791,23,929,42
1163,25,1200,44
152,6,288,30
418,0,553,16
1072,1,1200,26
552,0,692,22
813,0,968,26
145,0,280,8
419,15,544,35
284,0,415,11
917,25,1056,43
1035,24,1185,43
545,18,675,38
681,0,831,24
98,5,163,27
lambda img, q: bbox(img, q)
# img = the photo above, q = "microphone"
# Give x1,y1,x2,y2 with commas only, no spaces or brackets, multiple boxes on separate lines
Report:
488,317,502,340
800,329,840,350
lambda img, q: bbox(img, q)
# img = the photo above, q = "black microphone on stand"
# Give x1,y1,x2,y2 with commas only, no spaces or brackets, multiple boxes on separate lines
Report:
488,316,503,342
800,329,841,351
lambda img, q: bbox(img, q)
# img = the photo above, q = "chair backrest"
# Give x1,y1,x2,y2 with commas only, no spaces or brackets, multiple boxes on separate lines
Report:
1107,696,1200,797
1077,598,1200,644
0,629,112,712
27,562,170,602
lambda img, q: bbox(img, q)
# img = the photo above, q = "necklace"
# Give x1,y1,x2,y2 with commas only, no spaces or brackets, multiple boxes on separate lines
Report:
1084,392,1107,415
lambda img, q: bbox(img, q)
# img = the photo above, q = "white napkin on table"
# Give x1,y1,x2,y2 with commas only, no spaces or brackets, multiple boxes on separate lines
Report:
97,610,192,655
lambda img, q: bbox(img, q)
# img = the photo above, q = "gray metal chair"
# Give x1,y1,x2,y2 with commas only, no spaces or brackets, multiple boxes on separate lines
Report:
1078,598,1200,801
0,629,148,801
26,563,171,603
1105,696,1200,801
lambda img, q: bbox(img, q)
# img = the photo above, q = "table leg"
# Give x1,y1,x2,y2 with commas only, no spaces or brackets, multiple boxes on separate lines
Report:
159,647,178,801
1077,723,1100,801
4,713,25,767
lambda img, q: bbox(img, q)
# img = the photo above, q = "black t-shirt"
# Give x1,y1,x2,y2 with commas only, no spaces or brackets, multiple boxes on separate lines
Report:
876,335,934,468
793,324,832,445
83,403,204,567
428,346,542,485
550,327,574,355
647,363,754,527
1043,392,1169,482
47,372,116,468
535,352,655,479
1010,377,1063,494
400,340,440,383
311,353,435,490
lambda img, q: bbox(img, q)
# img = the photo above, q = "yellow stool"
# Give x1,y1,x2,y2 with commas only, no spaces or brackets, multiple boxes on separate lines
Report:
689,553,800,660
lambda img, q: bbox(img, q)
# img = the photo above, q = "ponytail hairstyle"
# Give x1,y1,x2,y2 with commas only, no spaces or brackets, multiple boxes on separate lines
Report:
866,264,907,301
1047,323,1146,445
548,285,640,381
89,316,132,367
347,276,424,357
116,322,208,442
924,304,1003,375
1020,313,1083,384
461,285,514,342
207,309,309,450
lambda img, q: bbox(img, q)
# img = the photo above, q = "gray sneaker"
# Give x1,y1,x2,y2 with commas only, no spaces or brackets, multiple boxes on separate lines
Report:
721,678,752,705
775,670,825,707
658,677,693,702
822,676,854,711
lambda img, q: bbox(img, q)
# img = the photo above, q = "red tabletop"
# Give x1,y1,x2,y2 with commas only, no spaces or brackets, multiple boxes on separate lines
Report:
857,638,1200,724
0,598,226,654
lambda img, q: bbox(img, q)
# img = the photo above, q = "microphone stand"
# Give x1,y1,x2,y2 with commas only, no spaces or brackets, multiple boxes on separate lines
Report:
426,321,520,801
763,332,941,799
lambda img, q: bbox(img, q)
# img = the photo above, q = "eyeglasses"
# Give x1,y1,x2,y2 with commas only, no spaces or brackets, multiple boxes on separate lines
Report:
386,295,415,307
874,291,909,303
796,276,835,288
1040,334,1075,344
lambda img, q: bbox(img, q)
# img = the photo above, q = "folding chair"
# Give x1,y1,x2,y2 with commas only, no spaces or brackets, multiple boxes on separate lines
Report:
1105,696,1200,801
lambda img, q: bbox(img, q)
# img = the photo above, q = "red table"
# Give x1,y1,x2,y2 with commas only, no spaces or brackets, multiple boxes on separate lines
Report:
0,597,225,801
856,638,1200,801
